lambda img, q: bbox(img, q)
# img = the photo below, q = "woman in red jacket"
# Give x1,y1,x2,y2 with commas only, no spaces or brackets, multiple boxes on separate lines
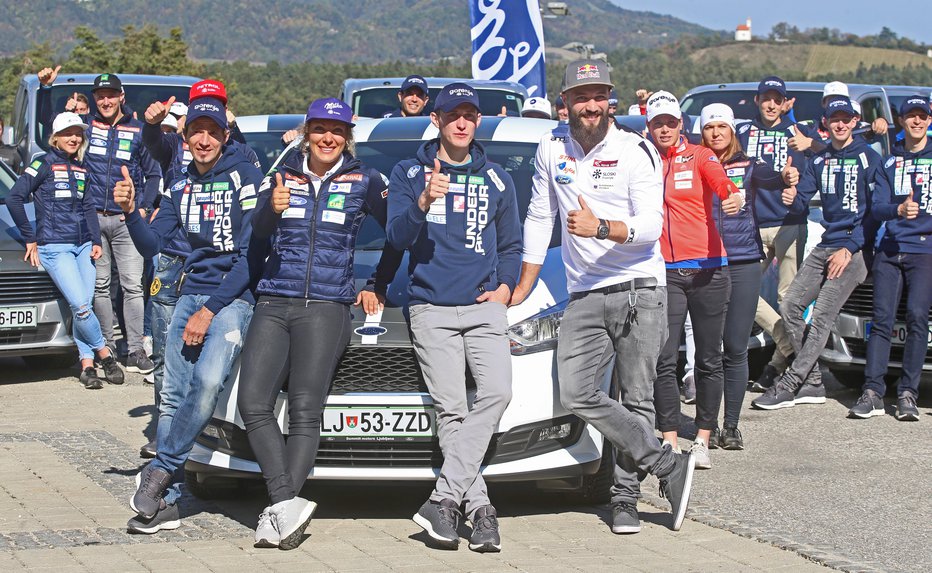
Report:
646,91,743,470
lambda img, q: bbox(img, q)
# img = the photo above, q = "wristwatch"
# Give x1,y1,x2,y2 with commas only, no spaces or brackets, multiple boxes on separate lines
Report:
596,219,610,240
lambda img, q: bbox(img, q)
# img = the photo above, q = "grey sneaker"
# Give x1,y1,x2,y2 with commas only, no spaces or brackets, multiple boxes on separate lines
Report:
79,367,103,390
127,499,180,534
270,497,317,550
751,364,779,393
794,382,826,405
720,426,744,450
751,381,796,410
254,506,279,548
681,374,696,404
126,349,155,374
100,354,124,385
611,501,641,534
659,451,696,531
690,438,712,470
139,439,156,459
896,394,920,421
131,464,172,519
413,499,461,549
848,390,884,419
468,505,501,552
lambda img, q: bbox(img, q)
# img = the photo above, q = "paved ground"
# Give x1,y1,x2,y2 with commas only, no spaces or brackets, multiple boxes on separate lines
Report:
0,357,927,572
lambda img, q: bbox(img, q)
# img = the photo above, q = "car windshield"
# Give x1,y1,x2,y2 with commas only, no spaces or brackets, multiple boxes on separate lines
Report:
352,87,524,119
239,130,286,175
681,89,825,124
38,84,193,151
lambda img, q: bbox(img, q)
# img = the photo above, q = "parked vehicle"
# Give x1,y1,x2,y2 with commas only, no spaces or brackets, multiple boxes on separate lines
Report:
7,73,200,174
340,77,528,119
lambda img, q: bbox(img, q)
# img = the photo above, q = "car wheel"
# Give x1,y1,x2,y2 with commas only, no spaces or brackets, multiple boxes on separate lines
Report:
23,352,77,370
183,469,245,500
568,442,613,505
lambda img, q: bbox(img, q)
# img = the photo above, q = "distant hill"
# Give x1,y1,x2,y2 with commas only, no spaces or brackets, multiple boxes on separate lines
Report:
0,0,712,63
690,43,932,78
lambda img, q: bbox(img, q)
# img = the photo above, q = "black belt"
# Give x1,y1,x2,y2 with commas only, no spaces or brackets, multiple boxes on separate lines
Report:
571,277,658,300
97,210,123,217
672,266,720,276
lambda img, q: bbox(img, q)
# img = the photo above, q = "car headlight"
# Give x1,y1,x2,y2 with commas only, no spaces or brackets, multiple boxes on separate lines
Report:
508,302,566,355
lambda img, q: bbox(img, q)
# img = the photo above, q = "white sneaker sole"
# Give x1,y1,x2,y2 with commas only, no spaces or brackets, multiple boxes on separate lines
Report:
611,524,641,534
278,500,317,551
128,518,180,534
130,470,142,513
126,365,155,374
413,512,459,547
849,408,884,419
672,453,696,532
794,396,826,405
752,399,795,410
468,540,501,552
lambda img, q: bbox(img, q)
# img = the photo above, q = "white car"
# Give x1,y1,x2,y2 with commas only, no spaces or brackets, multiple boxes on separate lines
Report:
184,115,614,501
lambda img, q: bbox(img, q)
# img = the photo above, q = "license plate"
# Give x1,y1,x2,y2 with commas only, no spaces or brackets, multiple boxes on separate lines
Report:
0,306,38,329
321,407,435,441
864,321,932,345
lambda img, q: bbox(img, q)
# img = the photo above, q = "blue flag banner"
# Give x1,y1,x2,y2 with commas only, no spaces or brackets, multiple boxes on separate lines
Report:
470,0,547,98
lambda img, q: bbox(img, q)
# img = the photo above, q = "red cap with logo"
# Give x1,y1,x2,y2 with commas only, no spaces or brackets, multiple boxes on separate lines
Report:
189,80,228,105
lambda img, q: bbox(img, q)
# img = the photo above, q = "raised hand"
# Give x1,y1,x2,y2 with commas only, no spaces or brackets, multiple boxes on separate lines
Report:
782,186,797,206
899,191,919,220
37,65,60,86
419,158,449,212
144,95,175,125
271,173,291,214
567,195,599,237
782,156,799,186
113,166,135,213
722,192,744,215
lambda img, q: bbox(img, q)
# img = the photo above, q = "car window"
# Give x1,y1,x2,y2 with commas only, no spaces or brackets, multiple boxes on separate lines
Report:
352,88,524,119
240,130,286,175
681,90,824,124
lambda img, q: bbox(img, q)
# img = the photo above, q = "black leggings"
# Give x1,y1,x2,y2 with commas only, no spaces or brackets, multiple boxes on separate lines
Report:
721,261,762,428
238,296,352,504
655,268,730,433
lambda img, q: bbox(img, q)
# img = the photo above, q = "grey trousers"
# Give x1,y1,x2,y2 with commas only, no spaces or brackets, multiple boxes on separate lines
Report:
409,302,513,520
779,246,868,390
558,285,676,505
94,213,145,353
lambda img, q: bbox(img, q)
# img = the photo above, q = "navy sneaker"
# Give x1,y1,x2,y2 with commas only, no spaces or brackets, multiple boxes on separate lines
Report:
848,390,884,419
413,499,461,548
751,381,795,410
896,394,920,421
794,382,826,405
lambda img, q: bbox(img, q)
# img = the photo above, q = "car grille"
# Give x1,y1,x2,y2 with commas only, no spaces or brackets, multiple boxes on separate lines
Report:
840,282,932,321
316,439,443,467
330,346,428,394
0,324,57,345
0,272,62,304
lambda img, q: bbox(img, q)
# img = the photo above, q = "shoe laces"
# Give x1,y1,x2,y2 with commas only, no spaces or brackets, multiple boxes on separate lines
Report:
473,511,498,534
857,392,874,406
258,508,274,529
900,394,917,408
438,503,461,529
141,468,166,498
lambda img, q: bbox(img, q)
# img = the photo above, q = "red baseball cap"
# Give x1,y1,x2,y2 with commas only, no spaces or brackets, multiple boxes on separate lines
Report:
190,80,227,105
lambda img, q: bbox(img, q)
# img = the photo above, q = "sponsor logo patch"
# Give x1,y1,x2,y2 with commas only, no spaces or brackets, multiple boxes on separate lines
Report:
334,173,363,182
407,165,421,178
593,159,617,167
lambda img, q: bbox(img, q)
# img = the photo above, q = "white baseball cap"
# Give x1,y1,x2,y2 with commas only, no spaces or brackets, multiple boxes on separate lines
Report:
700,103,736,131
521,97,552,119
169,101,189,117
822,81,849,101
646,91,682,122
851,100,862,115
161,114,178,130
51,112,88,135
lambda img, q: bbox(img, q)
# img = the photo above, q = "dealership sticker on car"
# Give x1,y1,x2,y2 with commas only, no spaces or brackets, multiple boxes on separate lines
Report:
864,321,932,344
321,407,435,441
0,306,38,329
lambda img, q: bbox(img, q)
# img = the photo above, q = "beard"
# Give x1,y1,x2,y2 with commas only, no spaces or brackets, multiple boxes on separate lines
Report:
569,108,611,149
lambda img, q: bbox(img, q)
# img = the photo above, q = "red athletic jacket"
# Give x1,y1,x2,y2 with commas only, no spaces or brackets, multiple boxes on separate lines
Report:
659,137,739,264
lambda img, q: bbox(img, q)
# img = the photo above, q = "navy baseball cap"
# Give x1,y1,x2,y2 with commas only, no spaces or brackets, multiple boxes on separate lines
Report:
824,96,858,118
433,83,480,113
757,76,787,97
305,97,355,126
608,89,619,106
899,96,931,117
186,97,228,131
400,75,428,95
92,73,122,93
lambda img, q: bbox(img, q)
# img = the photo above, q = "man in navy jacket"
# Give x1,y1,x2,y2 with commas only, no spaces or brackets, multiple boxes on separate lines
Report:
850,96,932,422
387,83,521,553
115,97,262,534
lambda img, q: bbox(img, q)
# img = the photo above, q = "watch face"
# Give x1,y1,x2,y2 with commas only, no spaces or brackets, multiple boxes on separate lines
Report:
597,224,610,239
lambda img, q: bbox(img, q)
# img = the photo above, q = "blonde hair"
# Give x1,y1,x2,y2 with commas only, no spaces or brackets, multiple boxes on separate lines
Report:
302,120,355,157
48,130,88,163
700,124,743,162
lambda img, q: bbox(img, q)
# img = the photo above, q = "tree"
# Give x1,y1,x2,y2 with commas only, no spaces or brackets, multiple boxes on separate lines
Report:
69,26,111,72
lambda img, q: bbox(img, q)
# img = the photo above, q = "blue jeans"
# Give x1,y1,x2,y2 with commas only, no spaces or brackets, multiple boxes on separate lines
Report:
154,294,252,504
863,250,932,398
38,242,106,360
149,254,185,409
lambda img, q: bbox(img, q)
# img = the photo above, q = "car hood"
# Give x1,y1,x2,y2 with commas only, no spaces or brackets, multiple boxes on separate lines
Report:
0,204,38,273
350,248,414,347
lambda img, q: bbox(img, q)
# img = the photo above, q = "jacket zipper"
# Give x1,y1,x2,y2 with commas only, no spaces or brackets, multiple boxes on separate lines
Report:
303,168,328,299
663,152,676,262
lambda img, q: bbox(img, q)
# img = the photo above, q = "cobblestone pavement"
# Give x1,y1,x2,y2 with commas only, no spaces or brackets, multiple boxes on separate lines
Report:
0,357,927,572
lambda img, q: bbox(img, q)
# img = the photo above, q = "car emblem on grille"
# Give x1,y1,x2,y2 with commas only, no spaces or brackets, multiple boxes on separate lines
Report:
354,326,387,337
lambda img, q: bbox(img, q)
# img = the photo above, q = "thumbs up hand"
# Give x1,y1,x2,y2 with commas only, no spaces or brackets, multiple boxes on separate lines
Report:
567,195,600,237
145,95,175,125
782,156,800,186
114,166,136,213
899,191,919,220
271,173,291,214
38,65,60,86
782,186,797,206
419,157,449,212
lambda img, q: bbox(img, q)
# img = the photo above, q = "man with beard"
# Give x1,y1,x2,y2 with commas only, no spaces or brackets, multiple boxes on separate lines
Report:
512,60,697,534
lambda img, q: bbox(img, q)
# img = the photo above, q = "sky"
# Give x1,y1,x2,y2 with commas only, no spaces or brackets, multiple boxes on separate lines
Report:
609,1,932,45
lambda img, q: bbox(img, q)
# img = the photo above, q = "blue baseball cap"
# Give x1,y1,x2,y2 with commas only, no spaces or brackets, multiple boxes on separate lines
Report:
305,98,355,126
899,96,931,117
824,96,858,118
608,89,619,106
757,76,787,97
433,82,480,113
400,75,428,95
185,97,227,131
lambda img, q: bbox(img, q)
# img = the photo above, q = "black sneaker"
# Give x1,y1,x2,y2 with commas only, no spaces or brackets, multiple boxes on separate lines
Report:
659,451,696,531
79,367,103,390
99,354,124,385
131,463,172,519
708,427,721,450
127,499,180,534
751,364,779,393
896,394,920,421
413,499,461,549
721,426,744,450
848,390,884,419
139,439,157,459
794,382,826,405
751,381,795,410
468,505,501,552
611,501,641,534
126,349,155,374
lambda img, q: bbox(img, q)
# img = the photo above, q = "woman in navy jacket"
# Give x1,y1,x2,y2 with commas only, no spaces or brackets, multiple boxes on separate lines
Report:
7,112,123,389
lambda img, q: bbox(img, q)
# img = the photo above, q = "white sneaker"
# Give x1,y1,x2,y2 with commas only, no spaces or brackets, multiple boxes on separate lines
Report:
270,497,317,550
142,335,153,357
690,438,712,470
254,506,279,548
